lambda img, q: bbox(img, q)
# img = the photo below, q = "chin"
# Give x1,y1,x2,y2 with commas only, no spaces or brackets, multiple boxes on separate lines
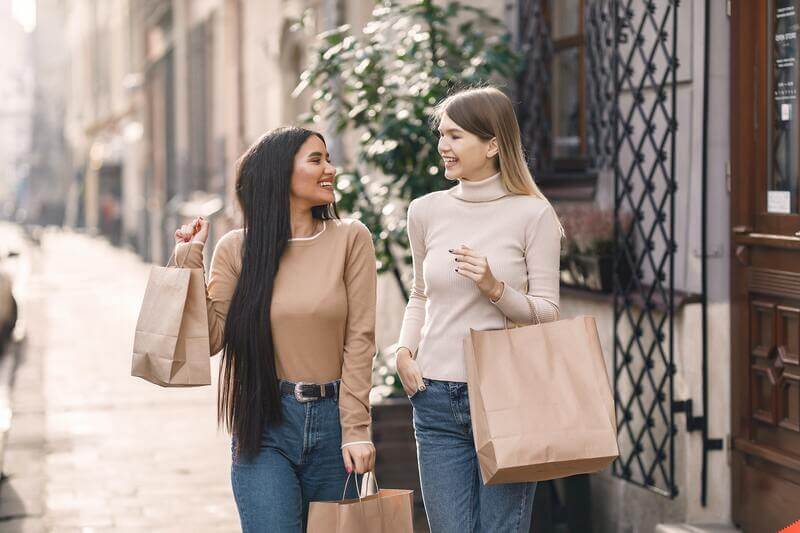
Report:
314,194,335,207
443,168,460,181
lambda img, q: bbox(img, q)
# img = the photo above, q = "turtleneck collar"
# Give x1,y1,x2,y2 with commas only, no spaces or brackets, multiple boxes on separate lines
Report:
447,172,509,202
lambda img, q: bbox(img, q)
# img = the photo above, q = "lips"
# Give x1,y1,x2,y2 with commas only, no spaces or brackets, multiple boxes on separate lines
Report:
318,179,334,189
442,155,459,169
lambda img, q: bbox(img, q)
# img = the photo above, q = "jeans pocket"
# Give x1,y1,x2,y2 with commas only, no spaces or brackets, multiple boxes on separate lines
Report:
408,378,431,400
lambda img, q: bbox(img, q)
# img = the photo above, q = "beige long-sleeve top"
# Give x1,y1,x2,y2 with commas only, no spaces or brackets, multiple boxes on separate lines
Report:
397,173,561,382
171,218,377,445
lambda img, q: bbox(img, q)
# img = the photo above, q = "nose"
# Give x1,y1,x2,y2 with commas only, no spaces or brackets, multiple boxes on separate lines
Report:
324,162,336,176
438,136,449,154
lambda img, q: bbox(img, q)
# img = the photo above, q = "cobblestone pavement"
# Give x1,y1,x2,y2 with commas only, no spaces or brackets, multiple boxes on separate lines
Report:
0,227,239,532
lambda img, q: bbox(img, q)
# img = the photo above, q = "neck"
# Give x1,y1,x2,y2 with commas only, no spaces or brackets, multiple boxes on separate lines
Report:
448,171,508,203
289,204,318,238
460,165,500,182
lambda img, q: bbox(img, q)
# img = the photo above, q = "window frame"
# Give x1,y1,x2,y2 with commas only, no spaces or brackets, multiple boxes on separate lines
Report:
542,0,589,173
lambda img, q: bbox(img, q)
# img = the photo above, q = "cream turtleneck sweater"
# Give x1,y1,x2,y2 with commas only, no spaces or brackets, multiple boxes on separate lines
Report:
397,173,562,382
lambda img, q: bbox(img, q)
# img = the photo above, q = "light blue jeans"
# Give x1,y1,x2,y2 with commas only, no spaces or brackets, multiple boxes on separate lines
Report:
230,387,356,532
410,378,537,532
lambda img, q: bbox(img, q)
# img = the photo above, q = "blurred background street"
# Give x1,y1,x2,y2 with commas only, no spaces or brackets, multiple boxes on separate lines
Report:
0,223,238,531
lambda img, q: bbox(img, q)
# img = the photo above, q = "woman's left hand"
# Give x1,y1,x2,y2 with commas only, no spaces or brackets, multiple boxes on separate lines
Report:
451,245,504,301
342,443,376,475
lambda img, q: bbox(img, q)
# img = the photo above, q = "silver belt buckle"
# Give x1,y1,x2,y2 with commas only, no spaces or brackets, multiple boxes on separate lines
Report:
294,382,314,403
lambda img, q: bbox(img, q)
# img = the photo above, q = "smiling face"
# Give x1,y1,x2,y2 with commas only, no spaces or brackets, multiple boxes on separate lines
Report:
290,134,336,209
437,111,499,181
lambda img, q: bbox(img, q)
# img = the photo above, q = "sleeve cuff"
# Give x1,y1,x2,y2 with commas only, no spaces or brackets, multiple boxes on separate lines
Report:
490,282,535,324
489,281,506,304
341,440,375,450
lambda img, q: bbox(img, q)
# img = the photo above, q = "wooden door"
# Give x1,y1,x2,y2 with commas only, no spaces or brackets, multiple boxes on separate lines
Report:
731,1,800,531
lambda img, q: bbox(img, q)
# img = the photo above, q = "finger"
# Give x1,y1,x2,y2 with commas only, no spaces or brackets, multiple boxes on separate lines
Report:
455,261,484,274
342,448,354,473
352,452,367,474
415,372,426,391
455,268,480,282
451,245,477,256
453,254,483,267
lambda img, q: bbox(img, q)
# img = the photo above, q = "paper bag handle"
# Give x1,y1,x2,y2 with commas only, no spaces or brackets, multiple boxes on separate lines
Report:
167,242,197,270
341,471,380,501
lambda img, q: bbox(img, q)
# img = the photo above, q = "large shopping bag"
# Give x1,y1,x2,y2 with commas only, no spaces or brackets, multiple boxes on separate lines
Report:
307,473,414,533
131,252,210,386
464,312,619,485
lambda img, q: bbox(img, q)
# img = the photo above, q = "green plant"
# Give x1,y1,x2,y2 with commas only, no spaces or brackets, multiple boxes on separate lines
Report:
296,0,520,289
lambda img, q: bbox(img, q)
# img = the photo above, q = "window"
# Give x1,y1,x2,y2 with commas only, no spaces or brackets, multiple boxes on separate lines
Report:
545,0,587,169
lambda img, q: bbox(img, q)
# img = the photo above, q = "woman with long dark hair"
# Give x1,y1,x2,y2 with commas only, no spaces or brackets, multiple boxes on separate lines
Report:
172,126,377,532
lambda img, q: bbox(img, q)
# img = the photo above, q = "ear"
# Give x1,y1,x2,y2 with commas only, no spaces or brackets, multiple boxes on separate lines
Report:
487,137,499,159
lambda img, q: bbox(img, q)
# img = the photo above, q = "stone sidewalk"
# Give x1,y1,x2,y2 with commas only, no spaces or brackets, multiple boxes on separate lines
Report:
0,227,239,532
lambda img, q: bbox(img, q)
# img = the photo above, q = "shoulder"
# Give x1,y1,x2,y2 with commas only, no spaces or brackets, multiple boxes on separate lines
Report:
407,189,449,223
410,189,449,209
329,218,373,243
213,229,244,260
508,197,562,242
504,195,557,223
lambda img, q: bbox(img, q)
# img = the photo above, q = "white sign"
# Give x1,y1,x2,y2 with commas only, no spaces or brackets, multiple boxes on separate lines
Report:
783,103,793,121
768,190,792,213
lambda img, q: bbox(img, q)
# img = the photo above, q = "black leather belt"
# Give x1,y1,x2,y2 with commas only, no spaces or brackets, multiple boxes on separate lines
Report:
279,380,339,403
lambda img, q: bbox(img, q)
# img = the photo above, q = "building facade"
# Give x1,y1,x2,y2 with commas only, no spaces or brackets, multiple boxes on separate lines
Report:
32,1,799,532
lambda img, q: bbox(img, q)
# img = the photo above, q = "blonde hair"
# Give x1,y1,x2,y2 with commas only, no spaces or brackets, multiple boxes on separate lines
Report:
433,86,546,199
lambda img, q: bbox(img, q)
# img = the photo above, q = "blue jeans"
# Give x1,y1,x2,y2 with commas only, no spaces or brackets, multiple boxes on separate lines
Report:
410,378,536,533
230,387,357,532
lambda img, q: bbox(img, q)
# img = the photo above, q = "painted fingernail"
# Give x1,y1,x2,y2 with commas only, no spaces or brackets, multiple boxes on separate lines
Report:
455,268,458,272
448,249,454,253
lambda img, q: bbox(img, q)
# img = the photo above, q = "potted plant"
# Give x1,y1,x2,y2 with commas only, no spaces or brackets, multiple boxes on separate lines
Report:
556,205,633,293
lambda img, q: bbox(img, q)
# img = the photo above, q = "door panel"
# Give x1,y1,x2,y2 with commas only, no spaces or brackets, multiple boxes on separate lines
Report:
732,1,800,531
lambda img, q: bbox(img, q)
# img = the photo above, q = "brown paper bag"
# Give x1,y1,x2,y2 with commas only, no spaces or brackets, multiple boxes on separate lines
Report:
464,315,619,485
307,473,414,533
131,263,211,387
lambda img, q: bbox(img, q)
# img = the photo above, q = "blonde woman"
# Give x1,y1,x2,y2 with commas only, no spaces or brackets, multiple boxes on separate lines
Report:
173,127,376,532
395,87,561,532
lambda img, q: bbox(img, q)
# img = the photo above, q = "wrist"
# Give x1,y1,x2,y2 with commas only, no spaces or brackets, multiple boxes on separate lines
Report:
488,281,504,302
395,347,413,362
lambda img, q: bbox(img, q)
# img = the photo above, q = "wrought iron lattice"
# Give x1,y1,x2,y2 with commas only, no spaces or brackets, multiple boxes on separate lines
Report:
516,0,552,171
585,0,616,170
516,0,719,501
611,0,680,497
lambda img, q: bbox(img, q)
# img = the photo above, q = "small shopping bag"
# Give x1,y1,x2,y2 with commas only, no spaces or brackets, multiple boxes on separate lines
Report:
307,473,414,533
131,251,210,387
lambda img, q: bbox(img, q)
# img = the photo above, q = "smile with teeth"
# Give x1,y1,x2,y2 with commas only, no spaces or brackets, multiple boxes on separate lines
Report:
442,155,459,167
319,181,334,189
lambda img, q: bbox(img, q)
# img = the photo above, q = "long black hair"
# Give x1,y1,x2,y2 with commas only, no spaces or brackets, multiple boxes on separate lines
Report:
219,127,338,460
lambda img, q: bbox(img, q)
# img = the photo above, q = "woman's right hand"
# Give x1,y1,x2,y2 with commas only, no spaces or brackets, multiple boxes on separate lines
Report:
174,217,210,245
396,347,425,397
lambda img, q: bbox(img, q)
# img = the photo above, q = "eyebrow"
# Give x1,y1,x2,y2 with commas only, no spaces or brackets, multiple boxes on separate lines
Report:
307,151,331,159
437,126,464,134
